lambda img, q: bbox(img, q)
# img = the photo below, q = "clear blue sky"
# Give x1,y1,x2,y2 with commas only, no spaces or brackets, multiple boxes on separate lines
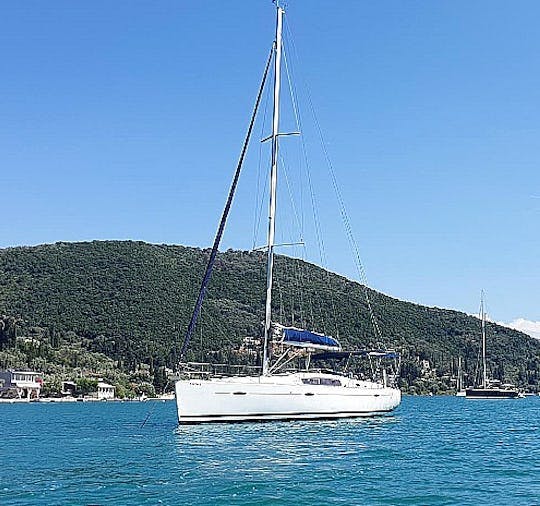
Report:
1,1,539,328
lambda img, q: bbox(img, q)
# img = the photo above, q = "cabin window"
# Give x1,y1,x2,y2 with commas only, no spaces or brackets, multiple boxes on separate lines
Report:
302,378,341,386
321,378,341,386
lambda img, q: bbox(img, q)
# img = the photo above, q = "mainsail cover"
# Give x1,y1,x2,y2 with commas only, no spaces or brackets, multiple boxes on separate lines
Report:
281,326,341,350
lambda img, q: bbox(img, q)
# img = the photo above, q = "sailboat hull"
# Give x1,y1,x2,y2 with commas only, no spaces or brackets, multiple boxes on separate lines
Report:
175,372,401,423
465,388,520,399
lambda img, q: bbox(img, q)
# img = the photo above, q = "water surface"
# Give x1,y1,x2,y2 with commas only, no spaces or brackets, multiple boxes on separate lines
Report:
1,396,538,505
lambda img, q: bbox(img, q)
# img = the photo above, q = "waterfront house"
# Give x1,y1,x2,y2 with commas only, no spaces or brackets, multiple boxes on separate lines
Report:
0,370,42,399
97,381,115,400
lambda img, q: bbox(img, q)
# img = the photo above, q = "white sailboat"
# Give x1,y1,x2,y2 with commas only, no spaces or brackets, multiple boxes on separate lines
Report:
174,3,401,423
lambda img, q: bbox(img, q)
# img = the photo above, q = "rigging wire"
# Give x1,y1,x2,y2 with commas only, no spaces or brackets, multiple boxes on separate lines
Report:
281,42,313,332
284,17,385,348
283,258,296,326
282,35,305,239
252,73,273,250
285,40,334,337
472,299,484,386
178,46,274,361
292,258,308,330
278,152,304,241
283,22,341,339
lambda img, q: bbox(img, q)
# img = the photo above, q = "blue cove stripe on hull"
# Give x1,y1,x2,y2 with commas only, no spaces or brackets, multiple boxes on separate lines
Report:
178,409,394,424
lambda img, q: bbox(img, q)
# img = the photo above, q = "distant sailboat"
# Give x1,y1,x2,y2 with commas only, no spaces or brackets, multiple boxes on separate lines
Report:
465,293,521,399
173,3,401,423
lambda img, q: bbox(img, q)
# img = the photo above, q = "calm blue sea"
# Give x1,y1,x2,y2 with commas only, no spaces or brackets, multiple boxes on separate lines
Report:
1,396,538,505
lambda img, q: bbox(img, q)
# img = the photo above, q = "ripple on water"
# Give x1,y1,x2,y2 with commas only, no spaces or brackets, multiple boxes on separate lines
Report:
1,397,539,505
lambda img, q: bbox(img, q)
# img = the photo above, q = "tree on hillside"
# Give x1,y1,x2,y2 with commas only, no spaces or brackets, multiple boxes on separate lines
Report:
0,315,21,350
0,241,539,391
153,366,168,394
75,378,98,396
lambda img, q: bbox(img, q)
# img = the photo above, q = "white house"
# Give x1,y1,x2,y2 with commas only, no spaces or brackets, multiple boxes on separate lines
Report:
97,381,115,400
0,370,42,399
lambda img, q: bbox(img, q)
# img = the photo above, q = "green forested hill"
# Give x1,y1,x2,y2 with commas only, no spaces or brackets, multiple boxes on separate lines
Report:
0,240,539,393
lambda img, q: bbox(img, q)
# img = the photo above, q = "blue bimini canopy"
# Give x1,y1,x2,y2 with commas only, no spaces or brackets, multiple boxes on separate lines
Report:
281,326,341,351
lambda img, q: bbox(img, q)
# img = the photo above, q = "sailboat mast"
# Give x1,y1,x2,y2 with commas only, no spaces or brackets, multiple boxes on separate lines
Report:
481,291,487,388
262,4,284,376
457,356,462,391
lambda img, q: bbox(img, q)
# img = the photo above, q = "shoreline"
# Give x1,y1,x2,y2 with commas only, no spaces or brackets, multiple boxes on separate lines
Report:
0,394,175,404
